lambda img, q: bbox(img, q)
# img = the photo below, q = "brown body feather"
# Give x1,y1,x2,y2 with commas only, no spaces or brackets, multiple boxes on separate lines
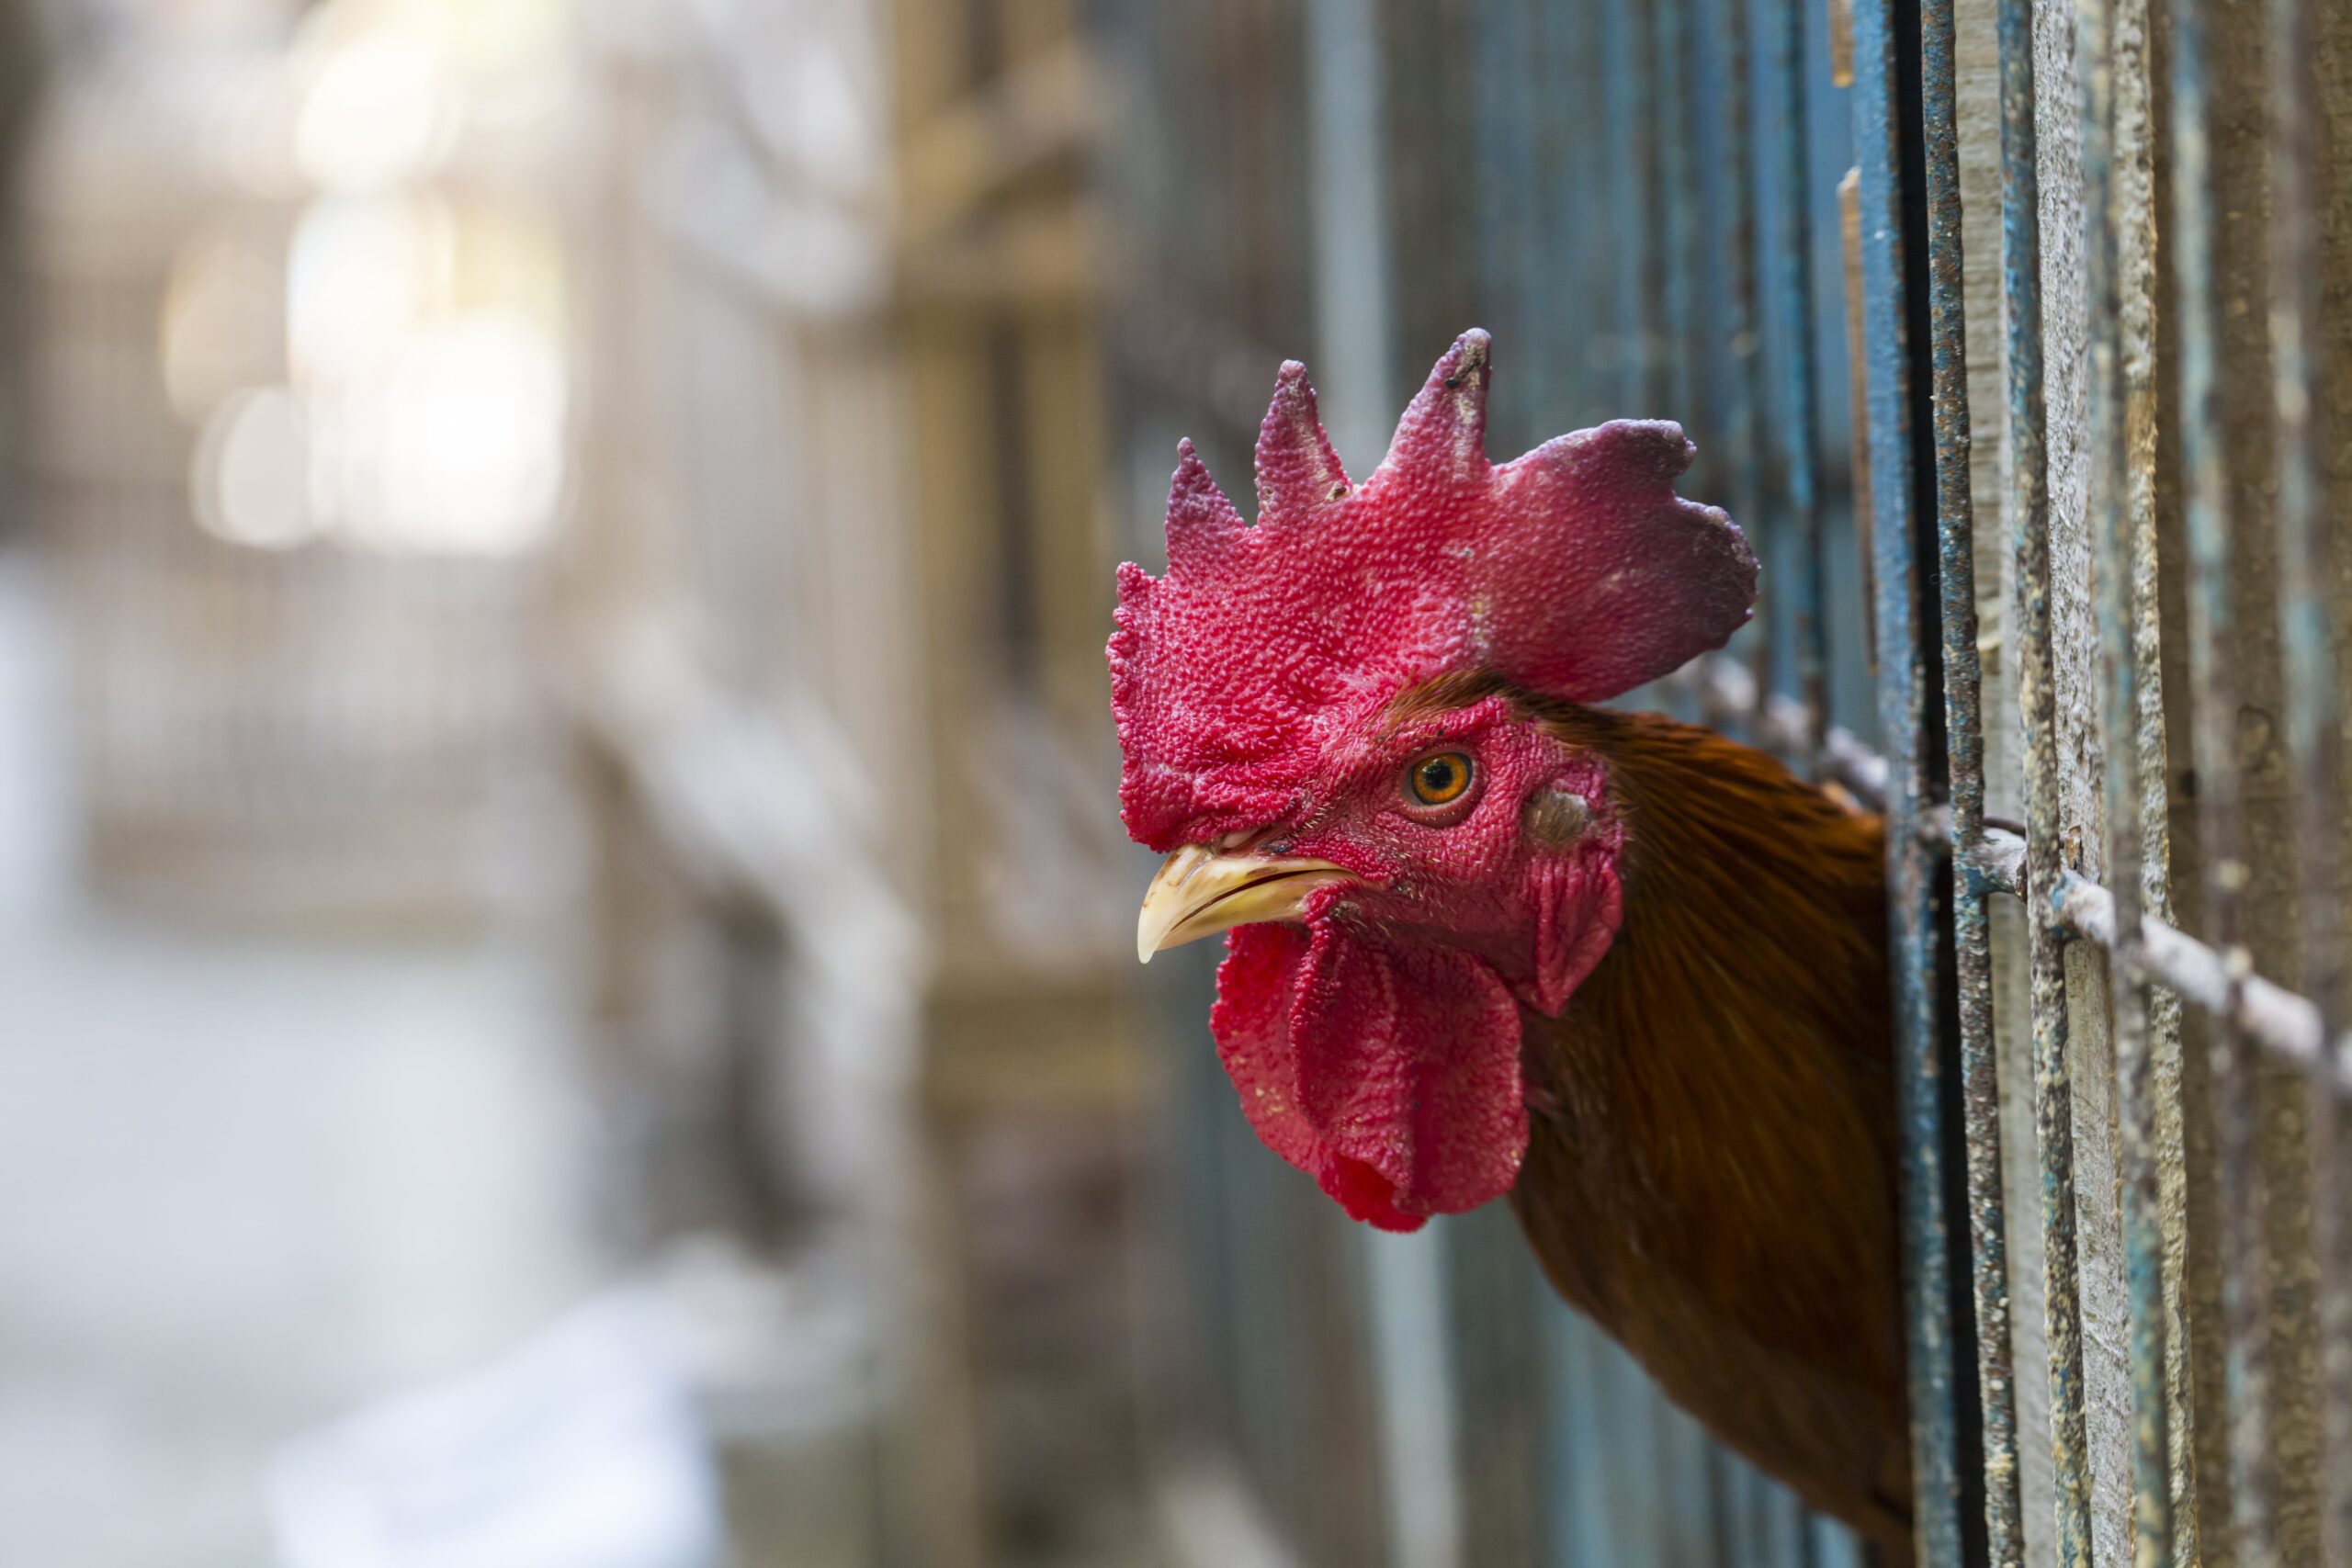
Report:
1509,703,1911,1557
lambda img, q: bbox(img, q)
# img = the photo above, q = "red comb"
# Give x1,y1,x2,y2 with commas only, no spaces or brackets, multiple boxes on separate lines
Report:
1110,330,1758,850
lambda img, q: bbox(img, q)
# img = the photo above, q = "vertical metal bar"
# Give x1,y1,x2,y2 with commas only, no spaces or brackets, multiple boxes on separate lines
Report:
2265,0,2350,1560
1996,0,2098,1558
1634,0,1668,414
1602,0,1654,412
2105,0,2197,1547
1306,0,1396,455
2165,0,2275,1561
1471,0,1532,433
2073,0,2176,1556
1493,0,1549,434
1918,0,2027,1558
1306,10,1471,1565
1565,0,1612,427
1718,0,1772,730
1838,168,1883,671
1848,0,1962,1560
1657,0,1697,426
1544,0,1594,425
1765,0,1826,729
1444,1207,1546,1567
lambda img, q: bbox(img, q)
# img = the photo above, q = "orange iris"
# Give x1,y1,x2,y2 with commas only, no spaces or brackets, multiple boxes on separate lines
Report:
1407,751,1473,807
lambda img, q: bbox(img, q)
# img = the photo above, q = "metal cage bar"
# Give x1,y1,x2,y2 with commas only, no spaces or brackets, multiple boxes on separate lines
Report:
1992,0,2098,1558
1917,0,2028,1560
1666,1,2352,1559
1849,2,1969,1562
2265,0,2352,1557
1880,0,2352,1553
1632,1,2352,1558
2164,0,2278,1562
1766,0,1828,741
1718,0,1766,688
2071,0,2177,1558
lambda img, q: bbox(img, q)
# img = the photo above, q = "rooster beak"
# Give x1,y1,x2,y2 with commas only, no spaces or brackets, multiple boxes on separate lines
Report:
1136,841,1353,964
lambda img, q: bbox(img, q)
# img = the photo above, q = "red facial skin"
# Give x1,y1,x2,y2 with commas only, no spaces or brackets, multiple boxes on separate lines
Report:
1111,330,1754,1230
1201,694,1624,1229
1221,694,1619,998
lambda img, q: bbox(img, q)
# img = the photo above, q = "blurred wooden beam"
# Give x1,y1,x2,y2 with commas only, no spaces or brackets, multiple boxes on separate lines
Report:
896,38,1099,251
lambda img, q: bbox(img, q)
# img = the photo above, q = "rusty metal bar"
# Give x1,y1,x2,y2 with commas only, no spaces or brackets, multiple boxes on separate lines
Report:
2264,0,2351,1557
2165,0,2277,1560
1995,0,2096,1556
2109,0,2196,1546
1917,0,2025,1557
1847,0,1963,1560
1764,0,1826,735
2072,0,2176,1557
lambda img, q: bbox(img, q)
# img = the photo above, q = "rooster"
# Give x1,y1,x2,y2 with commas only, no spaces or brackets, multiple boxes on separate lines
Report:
1111,332,1909,1554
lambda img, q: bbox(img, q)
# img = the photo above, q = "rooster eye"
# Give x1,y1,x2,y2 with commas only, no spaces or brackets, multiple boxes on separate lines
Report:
1405,751,1475,807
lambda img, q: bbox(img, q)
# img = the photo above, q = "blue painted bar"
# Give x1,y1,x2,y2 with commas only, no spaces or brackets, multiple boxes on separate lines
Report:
1845,0,1962,1561
1657,0,1698,427
1559,0,1612,427
1601,0,1654,412
1766,0,1826,732
1716,0,1768,726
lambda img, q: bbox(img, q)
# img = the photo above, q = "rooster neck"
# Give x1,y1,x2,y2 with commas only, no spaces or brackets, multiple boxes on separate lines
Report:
1529,703,1896,1140
1506,704,1911,1547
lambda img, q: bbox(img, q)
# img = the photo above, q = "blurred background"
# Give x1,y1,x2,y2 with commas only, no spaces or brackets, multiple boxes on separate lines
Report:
0,1,1874,1565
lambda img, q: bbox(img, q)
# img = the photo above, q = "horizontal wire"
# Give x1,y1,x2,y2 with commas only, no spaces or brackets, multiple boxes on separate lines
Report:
1672,652,2352,1095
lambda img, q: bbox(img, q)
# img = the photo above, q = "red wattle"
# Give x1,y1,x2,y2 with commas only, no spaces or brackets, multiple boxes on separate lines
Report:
1210,919,1528,1227
1323,1156,1426,1232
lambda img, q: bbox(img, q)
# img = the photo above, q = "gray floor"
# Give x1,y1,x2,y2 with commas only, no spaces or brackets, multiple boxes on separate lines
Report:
0,547,609,1567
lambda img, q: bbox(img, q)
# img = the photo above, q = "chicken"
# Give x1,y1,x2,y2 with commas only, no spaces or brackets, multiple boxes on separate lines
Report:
1110,331,1911,1554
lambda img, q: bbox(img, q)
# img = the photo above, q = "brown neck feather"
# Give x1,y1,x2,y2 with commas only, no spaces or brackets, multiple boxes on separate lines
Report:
1508,703,1912,1547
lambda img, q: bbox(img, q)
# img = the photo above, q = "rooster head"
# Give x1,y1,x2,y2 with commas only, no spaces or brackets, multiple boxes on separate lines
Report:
1108,331,1757,1230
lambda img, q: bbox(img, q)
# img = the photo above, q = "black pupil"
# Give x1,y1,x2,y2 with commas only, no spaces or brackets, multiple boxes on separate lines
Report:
1420,759,1456,795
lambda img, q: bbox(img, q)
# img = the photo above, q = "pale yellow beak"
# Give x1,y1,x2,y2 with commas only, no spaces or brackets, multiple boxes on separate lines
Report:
1136,841,1353,963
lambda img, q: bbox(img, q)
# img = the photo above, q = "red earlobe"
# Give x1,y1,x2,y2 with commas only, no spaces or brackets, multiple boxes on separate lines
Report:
1521,843,1623,1016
